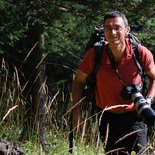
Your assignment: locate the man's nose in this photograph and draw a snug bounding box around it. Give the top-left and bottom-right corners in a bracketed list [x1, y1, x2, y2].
[111, 29, 117, 34]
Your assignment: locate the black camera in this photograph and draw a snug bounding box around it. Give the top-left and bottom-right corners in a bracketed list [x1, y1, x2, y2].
[121, 84, 155, 127]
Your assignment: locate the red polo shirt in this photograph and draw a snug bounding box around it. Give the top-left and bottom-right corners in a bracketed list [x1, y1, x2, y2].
[79, 39, 154, 112]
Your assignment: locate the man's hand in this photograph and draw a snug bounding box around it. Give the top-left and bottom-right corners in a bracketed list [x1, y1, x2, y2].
[145, 96, 154, 106]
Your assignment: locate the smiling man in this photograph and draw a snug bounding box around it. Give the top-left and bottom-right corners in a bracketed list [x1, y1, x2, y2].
[71, 11, 155, 154]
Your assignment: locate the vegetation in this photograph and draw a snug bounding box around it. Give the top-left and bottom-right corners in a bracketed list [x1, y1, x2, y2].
[0, 0, 155, 154]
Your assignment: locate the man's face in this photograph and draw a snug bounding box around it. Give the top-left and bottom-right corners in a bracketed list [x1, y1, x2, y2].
[104, 16, 130, 45]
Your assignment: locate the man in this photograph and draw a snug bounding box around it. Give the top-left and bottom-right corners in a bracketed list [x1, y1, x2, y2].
[71, 11, 155, 154]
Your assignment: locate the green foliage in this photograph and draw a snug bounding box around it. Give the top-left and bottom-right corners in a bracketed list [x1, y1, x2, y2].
[0, 0, 27, 48]
[0, 0, 62, 51]
[1, 0, 155, 84]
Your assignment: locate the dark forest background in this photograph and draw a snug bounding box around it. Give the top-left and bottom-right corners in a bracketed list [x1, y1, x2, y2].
[0, 0, 155, 152]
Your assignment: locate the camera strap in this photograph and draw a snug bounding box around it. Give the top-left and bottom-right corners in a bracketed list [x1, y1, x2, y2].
[107, 47, 125, 86]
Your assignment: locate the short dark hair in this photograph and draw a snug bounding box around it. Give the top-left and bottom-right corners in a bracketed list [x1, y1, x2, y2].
[103, 11, 129, 27]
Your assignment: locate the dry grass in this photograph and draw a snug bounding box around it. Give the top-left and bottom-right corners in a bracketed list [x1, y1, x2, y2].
[0, 58, 155, 155]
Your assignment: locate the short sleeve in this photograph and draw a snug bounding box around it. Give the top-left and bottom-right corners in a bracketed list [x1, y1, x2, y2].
[79, 48, 95, 75]
[138, 45, 155, 72]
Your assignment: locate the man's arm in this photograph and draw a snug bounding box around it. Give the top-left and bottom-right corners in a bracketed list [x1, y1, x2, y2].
[145, 66, 155, 105]
[71, 70, 88, 134]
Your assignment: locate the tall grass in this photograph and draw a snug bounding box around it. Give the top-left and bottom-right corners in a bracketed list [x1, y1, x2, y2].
[0, 57, 105, 154]
[0, 59, 26, 140]
[0, 58, 155, 155]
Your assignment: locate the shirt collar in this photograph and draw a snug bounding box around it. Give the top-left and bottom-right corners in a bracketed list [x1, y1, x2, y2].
[104, 39, 132, 65]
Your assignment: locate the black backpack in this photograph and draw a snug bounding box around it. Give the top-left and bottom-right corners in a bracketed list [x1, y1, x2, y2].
[82, 25, 147, 113]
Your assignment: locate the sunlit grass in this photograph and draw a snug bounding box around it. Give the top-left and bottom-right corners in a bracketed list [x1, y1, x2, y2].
[21, 129, 105, 155]
[0, 58, 155, 155]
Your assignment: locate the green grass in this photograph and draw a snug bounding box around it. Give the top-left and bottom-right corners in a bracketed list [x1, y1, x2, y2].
[21, 130, 105, 155]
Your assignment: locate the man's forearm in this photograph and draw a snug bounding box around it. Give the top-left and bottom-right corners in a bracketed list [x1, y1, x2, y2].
[146, 79, 155, 98]
[145, 79, 155, 105]
[71, 78, 83, 106]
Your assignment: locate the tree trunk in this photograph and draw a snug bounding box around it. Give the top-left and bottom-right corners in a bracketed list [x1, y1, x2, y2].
[21, 23, 47, 145]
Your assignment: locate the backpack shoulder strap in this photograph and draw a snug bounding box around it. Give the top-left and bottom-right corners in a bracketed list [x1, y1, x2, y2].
[132, 43, 143, 76]
[86, 45, 104, 91]
[128, 34, 147, 95]
[92, 45, 104, 76]
[128, 33, 143, 75]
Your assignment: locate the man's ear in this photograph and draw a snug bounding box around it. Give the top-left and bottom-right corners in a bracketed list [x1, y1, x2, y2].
[126, 26, 130, 35]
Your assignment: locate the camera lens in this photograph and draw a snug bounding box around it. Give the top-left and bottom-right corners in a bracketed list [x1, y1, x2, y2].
[132, 92, 155, 126]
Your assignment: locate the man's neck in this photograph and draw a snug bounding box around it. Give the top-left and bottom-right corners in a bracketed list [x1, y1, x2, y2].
[109, 41, 126, 63]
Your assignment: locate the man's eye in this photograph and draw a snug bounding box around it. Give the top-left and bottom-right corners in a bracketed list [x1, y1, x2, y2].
[105, 26, 124, 32]
[115, 27, 121, 31]
[105, 27, 112, 31]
